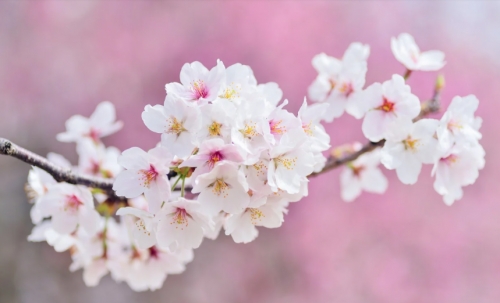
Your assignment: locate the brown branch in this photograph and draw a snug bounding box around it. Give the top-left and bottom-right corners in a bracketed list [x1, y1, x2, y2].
[310, 75, 443, 178]
[0, 138, 126, 202]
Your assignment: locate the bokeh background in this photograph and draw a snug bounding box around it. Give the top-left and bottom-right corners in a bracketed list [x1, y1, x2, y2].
[1, 1, 499, 302]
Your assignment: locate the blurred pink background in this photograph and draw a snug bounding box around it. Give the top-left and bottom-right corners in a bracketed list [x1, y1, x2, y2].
[1, 1, 499, 302]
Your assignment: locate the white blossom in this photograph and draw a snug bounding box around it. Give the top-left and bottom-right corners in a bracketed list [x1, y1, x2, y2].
[391, 33, 445, 71]
[437, 95, 482, 150]
[346, 74, 421, 142]
[191, 163, 250, 216]
[156, 197, 213, 251]
[166, 60, 225, 105]
[39, 183, 100, 235]
[57, 101, 123, 144]
[308, 43, 370, 122]
[340, 146, 388, 202]
[113, 146, 172, 213]
[381, 119, 439, 184]
[224, 197, 286, 244]
[432, 142, 485, 205]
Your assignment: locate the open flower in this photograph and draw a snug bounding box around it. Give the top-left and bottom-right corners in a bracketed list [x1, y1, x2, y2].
[116, 207, 158, 249]
[57, 101, 123, 144]
[180, 138, 243, 178]
[308, 43, 370, 122]
[224, 197, 286, 244]
[267, 129, 314, 194]
[191, 163, 250, 216]
[436, 95, 482, 150]
[391, 33, 445, 71]
[142, 96, 201, 158]
[39, 183, 100, 235]
[432, 142, 485, 205]
[340, 146, 388, 202]
[156, 198, 213, 251]
[113, 146, 172, 213]
[77, 140, 121, 178]
[165, 60, 225, 105]
[347, 74, 421, 142]
[381, 119, 439, 184]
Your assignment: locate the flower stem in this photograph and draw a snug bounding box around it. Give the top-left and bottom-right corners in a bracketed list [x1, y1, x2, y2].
[171, 175, 182, 191]
[403, 69, 412, 80]
[181, 177, 186, 197]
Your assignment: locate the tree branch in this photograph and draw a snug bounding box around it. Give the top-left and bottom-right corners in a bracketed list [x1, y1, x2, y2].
[0, 138, 126, 202]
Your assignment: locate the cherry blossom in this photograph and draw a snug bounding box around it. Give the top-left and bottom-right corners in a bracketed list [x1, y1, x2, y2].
[180, 138, 244, 178]
[156, 197, 213, 251]
[217, 63, 257, 105]
[263, 100, 304, 145]
[381, 119, 439, 184]
[165, 60, 225, 104]
[297, 99, 331, 172]
[339, 145, 388, 202]
[267, 129, 314, 194]
[142, 95, 201, 158]
[346, 74, 421, 142]
[16, 45, 486, 292]
[191, 163, 250, 216]
[432, 142, 485, 205]
[308, 42, 370, 122]
[197, 102, 233, 143]
[391, 33, 445, 71]
[77, 139, 121, 178]
[116, 207, 158, 249]
[224, 197, 286, 243]
[113, 146, 172, 213]
[38, 183, 100, 235]
[436, 95, 482, 150]
[57, 101, 123, 144]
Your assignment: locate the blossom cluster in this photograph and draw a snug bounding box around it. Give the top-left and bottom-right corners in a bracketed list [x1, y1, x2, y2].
[27, 103, 196, 291]
[24, 33, 484, 291]
[115, 60, 331, 248]
[308, 33, 484, 204]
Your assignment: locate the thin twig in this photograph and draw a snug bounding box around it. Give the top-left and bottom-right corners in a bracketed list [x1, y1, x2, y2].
[0, 138, 125, 202]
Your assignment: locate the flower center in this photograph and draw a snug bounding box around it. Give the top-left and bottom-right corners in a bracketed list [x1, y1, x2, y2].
[338, 82, 354, 97]
[348, 163, 365, 177]
[249, 208, 265, 225]
[87, 128, 101, 143]
[447, 119, 463, 132]
[403, 136, 420, 151]
[240, 122, 257, 139]
[219, 86, 239, 100]
[441, 154, 459, 165]
[378, 98, 395, 113]
[191, 80, 209, 100]
[167, 117, 186, 136]
[211, 179, 230, 197]
[139, 165, 159, 188]
[252, 161, 267, 177]
[149, 246, 159, 259]
[208, 121, 223, 137]
[208, 151, 223, 169]
[302, 122, 314, 136]
[269, 119, 286, 135]
[274, 155, 297, 170]
[64, 194, 83, 213]
[171, 208, 189, 229]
